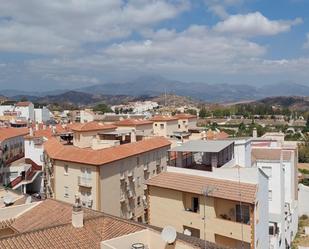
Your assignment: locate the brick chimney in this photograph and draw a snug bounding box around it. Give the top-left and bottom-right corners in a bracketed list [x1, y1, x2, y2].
[72, 195, 83, 228]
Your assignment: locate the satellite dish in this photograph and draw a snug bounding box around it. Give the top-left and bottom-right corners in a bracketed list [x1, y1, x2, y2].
[25, 196, 32, 204]
[3, 195, 13, 206]
[183, 229, 191, 236]
[161, 226, 177, 244]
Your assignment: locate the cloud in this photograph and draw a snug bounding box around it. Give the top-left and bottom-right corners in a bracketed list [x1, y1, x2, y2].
[0, 0, 189, 54]
[214, 12, 302, 36]
[303, 33, 309, 49]
[205, 0, 243, 19]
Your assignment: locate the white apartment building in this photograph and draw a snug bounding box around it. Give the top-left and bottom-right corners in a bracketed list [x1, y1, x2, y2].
[34, 107, 51, 123]
[251, 146, 298, 249]
[0, 101, 35, 122]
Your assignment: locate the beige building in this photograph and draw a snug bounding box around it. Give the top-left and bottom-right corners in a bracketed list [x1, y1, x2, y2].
[146, 168, 269, 249]
[113, 119, 154, 137]
[150, 115, 179, 137]
[44, 136, 171, 222]
[174, 114, 197, 132]
[71, 121, 117, 149]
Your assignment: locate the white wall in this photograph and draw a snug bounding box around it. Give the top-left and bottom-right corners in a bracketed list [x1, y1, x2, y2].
[299, 184, 309, 216]
[34, 107, 51, 123]
[24, 139, 44, 166]
[234, 139, 252, 167]
[255, 169, 269, 249]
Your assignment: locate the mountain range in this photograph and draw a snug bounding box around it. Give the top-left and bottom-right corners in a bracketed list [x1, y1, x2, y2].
[1, 76, 309, 103]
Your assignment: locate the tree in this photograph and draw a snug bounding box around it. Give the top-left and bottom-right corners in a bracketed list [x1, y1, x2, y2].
[199, 107, 209, 118]
[93, 103, 112, 114]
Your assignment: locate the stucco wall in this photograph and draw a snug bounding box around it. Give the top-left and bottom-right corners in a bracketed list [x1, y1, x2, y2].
[54, 161, 99, 209]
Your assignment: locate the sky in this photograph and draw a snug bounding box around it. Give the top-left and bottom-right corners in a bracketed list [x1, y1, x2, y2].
[0, 0, 309, 91]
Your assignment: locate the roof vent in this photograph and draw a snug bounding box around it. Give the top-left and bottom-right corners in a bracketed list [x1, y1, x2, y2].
[131, 243, 145, 249]
[3, 195, 14, 206]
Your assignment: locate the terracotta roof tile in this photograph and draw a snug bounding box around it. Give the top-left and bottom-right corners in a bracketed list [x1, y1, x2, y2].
[150, 115, 178, 122]
[113, 119, 153, 126]
[147, 172, 257, 204]
[71, 121, 116, 132]
[11, 199, 102, 233]
[252, 148, 293, 162]
[0, 199, 227, 249]
[0, 127, 29, 142]
[45, 137, 171, 166]
[15, 101, 32, 107]
[174, 114, 197, 119]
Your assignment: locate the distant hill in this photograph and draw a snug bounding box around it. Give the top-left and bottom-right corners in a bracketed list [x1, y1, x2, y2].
[151, 94, 201, 107]
[77, 75, 260, 102]
[11, 91, 145, 107]
[256, 96, 309, 111]
[2, 76, 309, 103]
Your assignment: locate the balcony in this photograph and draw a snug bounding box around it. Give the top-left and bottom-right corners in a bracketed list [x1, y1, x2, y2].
[127, 190, 134, 198]
[212, 217, 251, 243]
[143, 164, 149, 171]
[78, 176, 92, 188]
[120, 172, 125, 181]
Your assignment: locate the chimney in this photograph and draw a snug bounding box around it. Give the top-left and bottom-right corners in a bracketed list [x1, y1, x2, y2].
[72, 195, 83, 228]
[131, 129, 136, 143]
[252, 128, 257, 138]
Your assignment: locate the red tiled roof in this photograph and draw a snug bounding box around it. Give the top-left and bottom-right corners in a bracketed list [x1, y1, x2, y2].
[71, 121, 116, 132]
[15, 102, 32, 107]
[114, 119, 153, 127]
[174, 114, 197, 119]
[147, 172, 257, 204]
[11, 199, 102, 233]
[0, 199, 226, 249]
[0, 128, 29, 142]
[45, 137, 171, 166]
[150, 116, 178, 122]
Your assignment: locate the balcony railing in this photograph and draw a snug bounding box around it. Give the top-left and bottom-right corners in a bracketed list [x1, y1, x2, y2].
[78, 176, 92, 188]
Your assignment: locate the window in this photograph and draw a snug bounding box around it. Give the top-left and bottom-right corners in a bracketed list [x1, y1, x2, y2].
[268, 190, 272, 201]
[160, 124, 164, 129]
[178, 124, 181, 129]
[64, 186, 69, 198]
[236, 204, 250, 224]
[64, 165, 68, 175]
[137, 196, 141, 206]
[192, 197, 199, 213]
